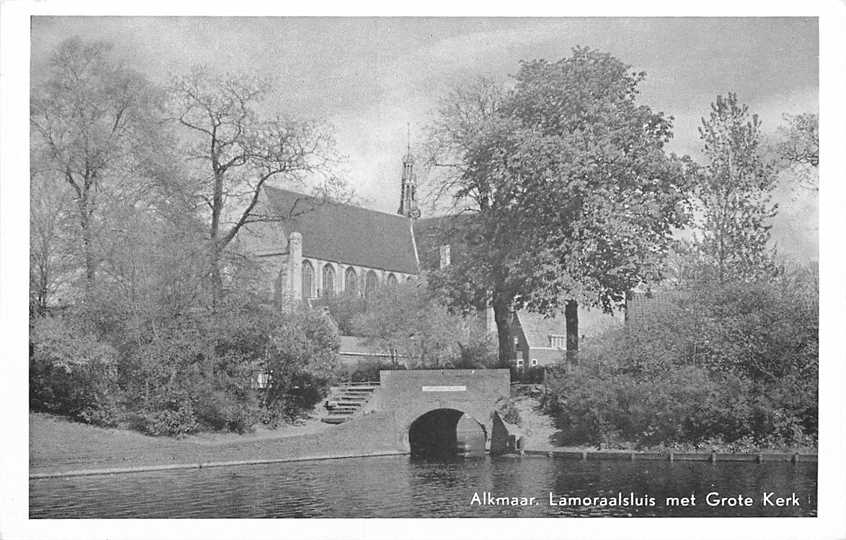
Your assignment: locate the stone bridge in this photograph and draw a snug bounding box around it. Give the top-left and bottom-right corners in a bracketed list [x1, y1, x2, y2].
[357, 369, 512, 457]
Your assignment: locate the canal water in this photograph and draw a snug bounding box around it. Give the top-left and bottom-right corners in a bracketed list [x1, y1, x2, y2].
[30, 455, 816, 518]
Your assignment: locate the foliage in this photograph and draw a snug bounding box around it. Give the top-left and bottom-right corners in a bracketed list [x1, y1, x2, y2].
[351, 281, 497, 369]
[693, 93, 778, 282]
[29, 317, 121, 427]
[313, 293, 367, 335]
[425, 48, 692, 362]
[261, 308, 340, 423]
[544, 266, 818, 448]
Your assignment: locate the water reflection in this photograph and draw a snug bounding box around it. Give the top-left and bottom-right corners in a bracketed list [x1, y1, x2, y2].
[30, 455, 816, 518]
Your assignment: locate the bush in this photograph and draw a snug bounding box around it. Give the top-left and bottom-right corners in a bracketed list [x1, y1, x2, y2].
[30, 317, 121, 427]
[261, 309, 340, 424]
[545, 269, 818, 449]
[120, 306, 339, 435]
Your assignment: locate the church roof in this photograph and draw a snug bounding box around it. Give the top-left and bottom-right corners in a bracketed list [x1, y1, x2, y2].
[263, 186, 420, 275]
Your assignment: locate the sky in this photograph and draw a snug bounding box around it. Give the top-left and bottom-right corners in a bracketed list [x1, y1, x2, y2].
[30, 17, 819, 259]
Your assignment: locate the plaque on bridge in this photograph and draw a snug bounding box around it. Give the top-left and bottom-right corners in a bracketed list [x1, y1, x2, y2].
[421, 385, 467, 392]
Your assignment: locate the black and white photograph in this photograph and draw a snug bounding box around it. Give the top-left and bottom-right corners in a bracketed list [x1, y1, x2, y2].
[1, 3, 845, 539]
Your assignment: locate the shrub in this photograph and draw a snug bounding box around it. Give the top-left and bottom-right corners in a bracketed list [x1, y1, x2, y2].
[30, 317, 121, 427]
[261, 309, 340, 424]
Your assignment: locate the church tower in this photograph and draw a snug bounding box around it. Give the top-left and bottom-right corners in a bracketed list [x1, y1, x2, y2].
[398, 129, 420, 219]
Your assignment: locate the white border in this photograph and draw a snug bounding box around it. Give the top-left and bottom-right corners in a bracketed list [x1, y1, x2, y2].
[2, 2, 844, 539]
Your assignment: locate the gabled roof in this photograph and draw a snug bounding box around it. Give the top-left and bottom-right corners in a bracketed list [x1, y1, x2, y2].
[515, 311, 566, 349]
[263, 186, 419, 275]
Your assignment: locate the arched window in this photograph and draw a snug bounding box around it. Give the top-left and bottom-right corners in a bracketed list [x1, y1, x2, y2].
[344, 267, 357, 295]
[365, 270, 379, 298]
[322, 264, 335, 296]
[387, 273, 398, 287]
[301, 260, 314, 299]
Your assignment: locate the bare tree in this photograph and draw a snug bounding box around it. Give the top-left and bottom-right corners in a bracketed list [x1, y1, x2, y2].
[168, 68, 338, 305]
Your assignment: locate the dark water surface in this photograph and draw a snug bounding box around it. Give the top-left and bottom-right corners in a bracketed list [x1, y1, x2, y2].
[30, 455, 816, 518]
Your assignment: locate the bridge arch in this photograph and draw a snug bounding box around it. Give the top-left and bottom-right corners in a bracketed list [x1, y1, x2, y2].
[407, 408, 487, 458]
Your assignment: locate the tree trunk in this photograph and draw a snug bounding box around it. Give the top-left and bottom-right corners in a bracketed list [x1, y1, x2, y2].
[565, 300, 579, 364]
[209, 245, 224, 310]
[492, 295, 514, 368]
[77, 196, 96, 300]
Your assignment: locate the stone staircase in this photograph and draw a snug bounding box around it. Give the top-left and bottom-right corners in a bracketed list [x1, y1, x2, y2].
[321, 381, 380, 424]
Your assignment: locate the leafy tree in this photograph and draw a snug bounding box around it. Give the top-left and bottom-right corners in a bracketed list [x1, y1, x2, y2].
[425, 48, 690, 363]
[695, 93, 777, 282]
[168, 68, 338, 305]
[30, 38, 161, 299]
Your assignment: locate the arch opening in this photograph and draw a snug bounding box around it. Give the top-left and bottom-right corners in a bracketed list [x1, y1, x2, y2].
[408, 408, 486, 459]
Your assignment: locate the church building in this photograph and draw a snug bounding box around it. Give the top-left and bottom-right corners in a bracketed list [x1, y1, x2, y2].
[245, 147, 619, 367]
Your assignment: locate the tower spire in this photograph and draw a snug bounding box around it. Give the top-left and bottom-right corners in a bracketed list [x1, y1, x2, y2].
[398, 124, 420, 219]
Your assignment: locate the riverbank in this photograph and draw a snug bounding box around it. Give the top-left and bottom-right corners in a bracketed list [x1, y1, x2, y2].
[509, 391, 818, 455]
[29, 412, 402, 476]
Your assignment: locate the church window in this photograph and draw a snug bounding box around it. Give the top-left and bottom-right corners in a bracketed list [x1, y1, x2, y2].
[344, 267, 357, 295]
[322, 264, 335, 296]
[387, 273, 398, 287]
[365, 270, 378, 298]
[302, 260, 314, 299]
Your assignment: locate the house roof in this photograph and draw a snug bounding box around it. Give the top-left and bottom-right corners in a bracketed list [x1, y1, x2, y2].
[515, 311, 566, 349]
[263, 186, 419, 274]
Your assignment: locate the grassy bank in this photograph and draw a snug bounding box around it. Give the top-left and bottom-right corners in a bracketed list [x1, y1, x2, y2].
[29, 413, 340, 475]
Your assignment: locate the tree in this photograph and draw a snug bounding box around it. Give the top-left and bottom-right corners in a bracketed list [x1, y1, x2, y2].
[777, 113, 818, 168]
[351, 282, 496, 369]
[29, 169, 78, 315]
[425, 48, 690, 363]
[30, 38, 160, 299]
[695, 93, 777, 282]
[168, 68, 338, 306]
[776, 112, 818, 193]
